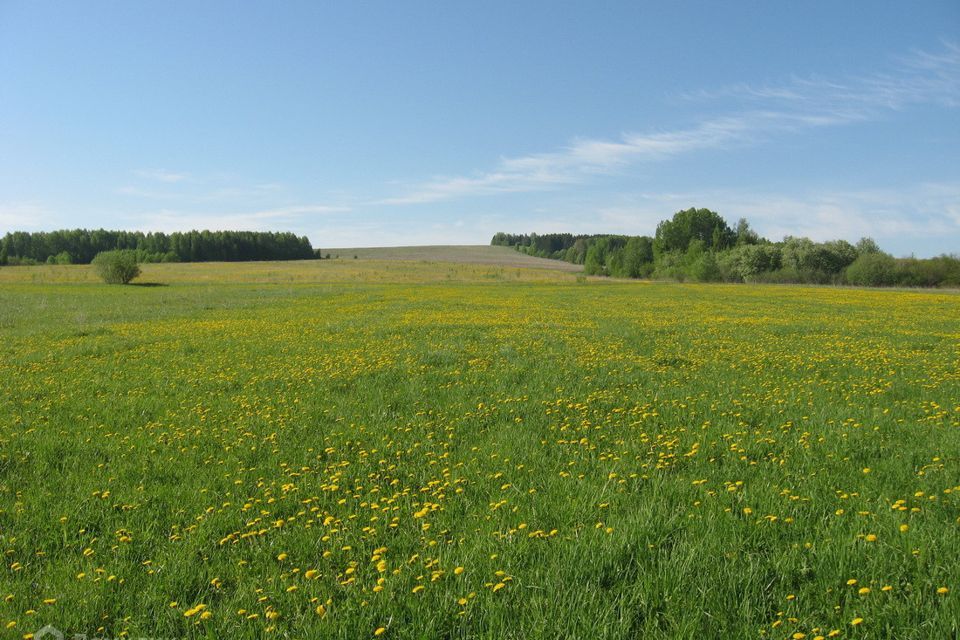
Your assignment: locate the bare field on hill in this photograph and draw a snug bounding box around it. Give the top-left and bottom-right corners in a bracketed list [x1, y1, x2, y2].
[324, 245, 583, 270]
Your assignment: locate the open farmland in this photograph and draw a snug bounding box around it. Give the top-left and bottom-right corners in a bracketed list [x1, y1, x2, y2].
[1, 260, 958, 639]
[322, 245, 583, 270]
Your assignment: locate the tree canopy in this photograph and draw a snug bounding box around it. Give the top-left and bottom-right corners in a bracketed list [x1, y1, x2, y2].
[0, 229, 317, 265]
[492, 207, 959, 288]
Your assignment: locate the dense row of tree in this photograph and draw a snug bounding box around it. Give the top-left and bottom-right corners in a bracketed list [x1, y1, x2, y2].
[493, 208, 960, 287]
[0, 229, 318, 265]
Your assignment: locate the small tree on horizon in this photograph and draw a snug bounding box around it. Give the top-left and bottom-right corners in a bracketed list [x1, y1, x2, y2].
[92, 250, 141, 284]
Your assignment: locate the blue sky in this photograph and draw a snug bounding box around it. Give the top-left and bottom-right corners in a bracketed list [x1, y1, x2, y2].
[1, 2, 958, 255]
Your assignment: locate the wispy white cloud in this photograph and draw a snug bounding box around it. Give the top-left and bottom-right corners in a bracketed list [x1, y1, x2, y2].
[378, 116, 754, 205]
[681, 41, 960, 114]
[133, 168, 191, 183]
[115, 185, 183, 199]
[196, 183, 286, 202]
[382, 43, 960, 206]
[131, 204, 350, 234]
[721, 183, 960, 248]
[0, 202, 62, 233]
[119, 175, 285, 202]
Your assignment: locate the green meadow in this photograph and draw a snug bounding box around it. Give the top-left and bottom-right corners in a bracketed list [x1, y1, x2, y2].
[1, 258, 958, 639]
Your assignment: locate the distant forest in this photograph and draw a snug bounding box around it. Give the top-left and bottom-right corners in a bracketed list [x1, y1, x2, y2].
[0, 229, 318, 265]
[492, 208, 960, 287]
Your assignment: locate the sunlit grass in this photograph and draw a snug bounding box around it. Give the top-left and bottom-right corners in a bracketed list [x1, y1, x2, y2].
[1, 263, 957, 639]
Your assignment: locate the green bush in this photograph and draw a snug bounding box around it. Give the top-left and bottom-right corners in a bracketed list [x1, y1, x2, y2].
[894, 255, 960, 287]
[689, 252, 722, 282]
[846, 252, 896, 287]
[92, 250, 141, 284]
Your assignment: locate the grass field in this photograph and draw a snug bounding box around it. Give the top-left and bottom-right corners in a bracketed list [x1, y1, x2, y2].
[1, 259, 958, 639]
[0, 248, 580, 287]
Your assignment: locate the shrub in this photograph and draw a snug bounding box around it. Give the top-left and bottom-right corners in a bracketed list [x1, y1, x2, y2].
[720, 243, 782, 282]
[846, 252, 896, 287]
[689, 252, 722, 282]
[92, 250, 141, 284]
[894, 255, 960, 287]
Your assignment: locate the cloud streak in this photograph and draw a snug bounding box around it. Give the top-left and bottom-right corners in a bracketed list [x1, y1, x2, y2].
[134, 169, 191, 183]
[130, 204, 350, 234]
[381, 43, 960, 205]
[0, 202, 60, 233]
[377, 116, 755, 205]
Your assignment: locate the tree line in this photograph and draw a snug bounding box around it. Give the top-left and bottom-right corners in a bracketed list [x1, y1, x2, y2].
[0, 229, 319, 265]
[492, 208, 960, 287]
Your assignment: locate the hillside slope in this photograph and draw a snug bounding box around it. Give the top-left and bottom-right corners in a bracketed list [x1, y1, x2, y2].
[324, 244, 583, 271]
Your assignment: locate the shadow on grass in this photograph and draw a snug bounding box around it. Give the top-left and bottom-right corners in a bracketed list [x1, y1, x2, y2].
[130, 282, 169, 287]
